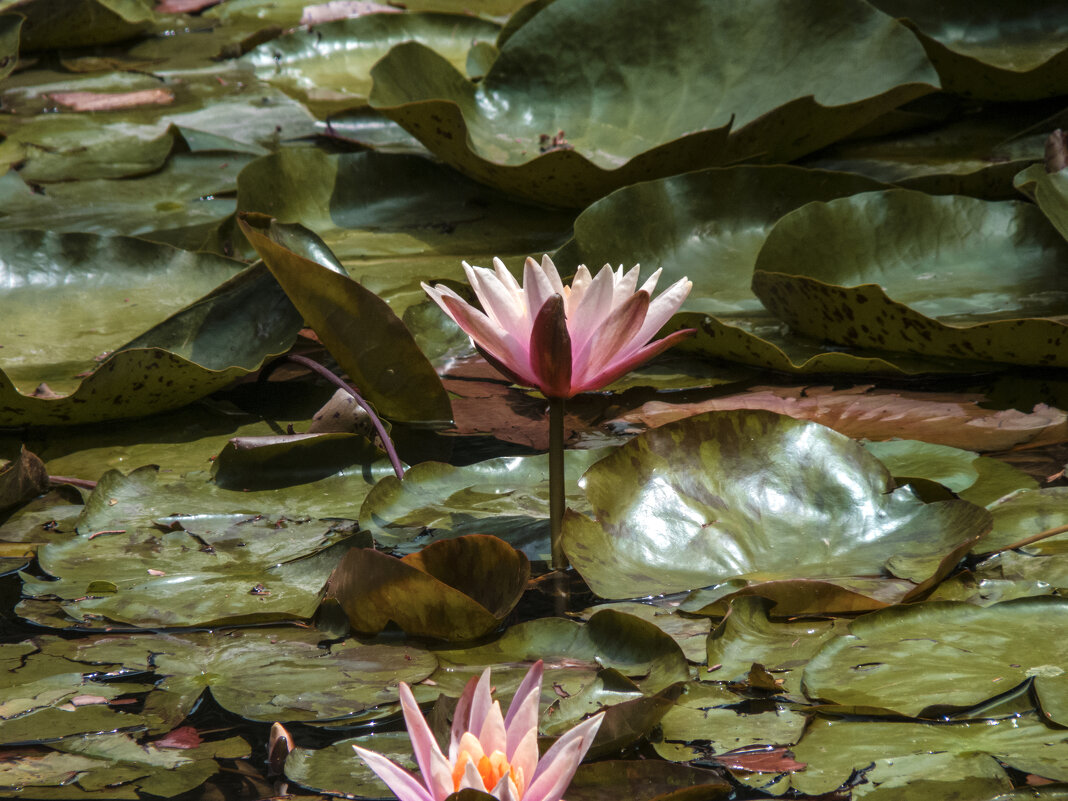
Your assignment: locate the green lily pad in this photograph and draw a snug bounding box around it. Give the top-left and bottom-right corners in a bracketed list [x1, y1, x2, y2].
[790, 715, 1068, 797]
[800, 100, 1052, 199]
[567, 759, 730, 801]
[431, 611, 690, 706]
[0, 646, 158, 745]
[664, 311, 999, 375]
[359, 448, 610, 561]
[863, 439, 980, 492]
[242, 13, 499, 117]
[329, 534, 529, 640]
[40, 627, 437, 724]
[0, 235, 304, 426]
[2, 0, 155, 51]
[751, 189, 1068, 368]
[17, 463, 390, 628]
[369, 0, 936, 206]
[553, 165, 889, 317]
[802, 597, 1068, 725]
[562, 410, 989, 600]
[0, 152, 252, 250]
[240, 215, 453, 426]
[577, 601, 711, 663]
[211, 432, 381, 491]
[285, 732, 413, 799]
[980, 488, 1068, 554]
[655, 682, 807, 762]
[0, 116, 177, 183]
[705, 597, 849, 696]
[0, 732, 249, 799]
[868, 0, 1068, 100]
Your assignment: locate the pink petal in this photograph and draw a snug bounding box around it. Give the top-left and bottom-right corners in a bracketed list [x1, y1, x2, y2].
[450, 674, 479, 760]
[568, 264, 618, 355]
[464, 262, 528, 342]
[562, 265, 593, 317]
[572, 329, 695, 394]
[493, 257, 522, 294]
[529, 294, 573, 399]
[490, 771, 521, 801]
[353, 745, 434, 801]
[440, 295, 538, 387]
[399, 683, 453, 801]
[637, 267, 662, 296]
[509, 726, 540, 795]
[523, 713, 604, 801]
[571, 290, 650, 387]
[623, 277, 693, 357]
[539, 255, 566, 297]
[504, 661, 543, 751]
[523, 257, 558, 325]
[478, 699, 507, 756]
[467, 668, 495, 745]
[612, 265, 641, 306]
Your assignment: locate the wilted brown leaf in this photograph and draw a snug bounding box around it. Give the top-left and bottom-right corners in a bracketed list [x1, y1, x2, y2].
[0, 445, 49, 511]
[611, 386, 1068, 453]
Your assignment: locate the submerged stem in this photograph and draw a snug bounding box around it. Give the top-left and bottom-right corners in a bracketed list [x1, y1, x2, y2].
[283, 354, 405, 481]
[548, 396, 569, 614]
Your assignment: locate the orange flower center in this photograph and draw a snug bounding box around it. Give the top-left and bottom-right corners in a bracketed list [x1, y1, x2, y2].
[452, 747, 524, 795]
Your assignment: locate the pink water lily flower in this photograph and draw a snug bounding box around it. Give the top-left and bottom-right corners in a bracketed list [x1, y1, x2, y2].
[354, 661, 603, 801]
[422, 256, 694, 398]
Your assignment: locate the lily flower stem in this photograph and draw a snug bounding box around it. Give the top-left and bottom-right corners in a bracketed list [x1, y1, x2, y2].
[549, 396, 569, 615]
[285, 354, 405, 481]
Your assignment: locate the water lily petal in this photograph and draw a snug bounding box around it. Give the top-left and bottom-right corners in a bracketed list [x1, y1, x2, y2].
[529, 294, 573, 399]
[624, 276, 693, 355]
[523, 256, 558, 325]
[465, 261, 528, 341]
[479, 699, 508, 757]
[612, 264, 641, 306]
[575, 328, 696, 393]
[572, 290, 650, 385]
[467, 667, 496, 742]
[439, 295, 537, 386]
[523, 713, 604, 801]
[449, 674, 479, 761]
[504, 660, 542, 753]
[568, 264, 617, 354]
[637, 267, 662, 296]
[563, 264, 593, 317]
[540, 254, 567, 297]
[400, 683, 453, 801]
[493, 256, 522, 294]
[353, 745, 434, 801]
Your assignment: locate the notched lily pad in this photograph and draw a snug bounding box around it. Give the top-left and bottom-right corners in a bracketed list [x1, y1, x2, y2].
[328, 534, 529, 641]
[802, 597, 1068, 725]
[869, 0, 1068, 100]
[752, 189, 1068, 368]
[369, 0, 936, 206]
[562, 410, 989, 603]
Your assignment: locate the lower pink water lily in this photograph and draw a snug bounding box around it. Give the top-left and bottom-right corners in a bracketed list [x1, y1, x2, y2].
[354, 661, 603, 801]
[422, 256, 694, 398]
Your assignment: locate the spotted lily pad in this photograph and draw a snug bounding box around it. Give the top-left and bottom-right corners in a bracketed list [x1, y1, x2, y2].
[38, 627, 437, 725]
[802, 597, 1068, 725]
[369, 0, 936, 206]
[17, 463, 391, 628]
[790, 715, 1068, 797]
[751, 189, 1068, 368]
[562, 410, 989, 602]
